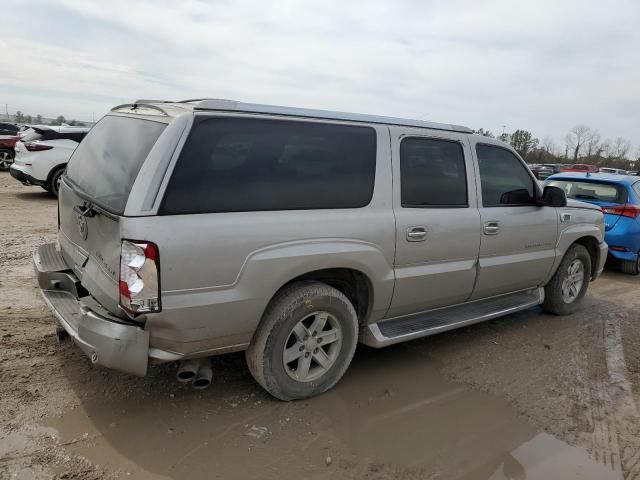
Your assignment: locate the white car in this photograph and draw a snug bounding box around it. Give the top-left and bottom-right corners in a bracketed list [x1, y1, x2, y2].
[9, 126, 90, 197]
[599, 167, 628, 175]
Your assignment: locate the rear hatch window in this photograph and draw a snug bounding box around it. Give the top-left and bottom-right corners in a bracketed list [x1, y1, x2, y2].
[547, 180, 626, 204]
[547, 179, 628, 230]
[65, 116, 166, 214]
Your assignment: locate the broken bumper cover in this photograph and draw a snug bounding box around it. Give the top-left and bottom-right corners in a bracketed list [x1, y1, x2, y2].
[34, 242, 149, 376]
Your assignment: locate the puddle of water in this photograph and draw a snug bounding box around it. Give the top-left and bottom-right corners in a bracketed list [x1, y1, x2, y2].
[46, 344, 621, 480]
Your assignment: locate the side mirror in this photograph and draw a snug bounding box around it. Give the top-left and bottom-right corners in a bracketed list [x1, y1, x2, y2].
[542, 185, 567, 207]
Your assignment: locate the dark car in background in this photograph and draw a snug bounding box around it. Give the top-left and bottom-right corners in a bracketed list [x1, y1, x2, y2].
[0, 122, 19, 136]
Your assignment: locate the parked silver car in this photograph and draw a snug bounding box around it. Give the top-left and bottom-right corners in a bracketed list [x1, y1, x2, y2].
[34, 99, 607, 400]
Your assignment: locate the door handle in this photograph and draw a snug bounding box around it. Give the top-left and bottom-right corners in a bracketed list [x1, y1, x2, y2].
[483, 221, 500, 235]
[406, 226, 427, 242]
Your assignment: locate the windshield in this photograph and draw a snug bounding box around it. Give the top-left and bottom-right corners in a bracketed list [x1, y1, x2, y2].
[65, 116, 166, 214]
[547, 180, 627, 204]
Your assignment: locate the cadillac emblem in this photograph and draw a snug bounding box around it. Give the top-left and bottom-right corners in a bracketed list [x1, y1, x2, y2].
[78, 214, 88, 240]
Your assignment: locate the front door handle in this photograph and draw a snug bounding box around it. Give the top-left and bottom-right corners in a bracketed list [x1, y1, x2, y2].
[406, 226, 427, 242]
[483, 221, 500, 235]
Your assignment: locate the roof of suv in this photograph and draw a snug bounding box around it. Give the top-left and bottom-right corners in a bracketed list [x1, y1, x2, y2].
[111, 98, 473, 134]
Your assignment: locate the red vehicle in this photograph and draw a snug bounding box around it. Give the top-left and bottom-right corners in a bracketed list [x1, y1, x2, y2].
[0, 134, 20, 170]
[560, 163, 599, 173]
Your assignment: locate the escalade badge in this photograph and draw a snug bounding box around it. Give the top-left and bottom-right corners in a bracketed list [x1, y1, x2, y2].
[78, 215, 88, 240]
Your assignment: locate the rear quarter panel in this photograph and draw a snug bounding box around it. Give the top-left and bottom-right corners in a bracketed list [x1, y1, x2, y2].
[121, 121, 396, 356]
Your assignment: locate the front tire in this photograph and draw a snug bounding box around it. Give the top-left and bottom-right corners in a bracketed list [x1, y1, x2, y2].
[542, 244, 591, 315]
[246, 282, 358, 401]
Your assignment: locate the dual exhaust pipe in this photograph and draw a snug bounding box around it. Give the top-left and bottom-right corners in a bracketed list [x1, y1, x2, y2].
[176, 358, 213, 390]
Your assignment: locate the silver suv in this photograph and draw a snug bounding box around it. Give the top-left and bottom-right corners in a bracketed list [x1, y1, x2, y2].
[34, 99, 607, 400]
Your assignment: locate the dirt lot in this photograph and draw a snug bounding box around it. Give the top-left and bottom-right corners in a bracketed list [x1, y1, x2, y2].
[1, 170, 640, 480]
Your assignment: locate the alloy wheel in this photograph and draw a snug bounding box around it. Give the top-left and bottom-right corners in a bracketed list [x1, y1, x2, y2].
[561, 259, 584, 303]
[282, 311, 343, 382]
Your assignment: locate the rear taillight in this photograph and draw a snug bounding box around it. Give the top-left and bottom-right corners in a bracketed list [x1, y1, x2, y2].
[24, 142, 53, 152]
[119, 240, 161, 314]
[602, 204, 640, 219]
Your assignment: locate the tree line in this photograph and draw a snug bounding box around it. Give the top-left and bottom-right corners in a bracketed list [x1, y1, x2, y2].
[12, 110, 87, 127]
[474, 126, 637, 169]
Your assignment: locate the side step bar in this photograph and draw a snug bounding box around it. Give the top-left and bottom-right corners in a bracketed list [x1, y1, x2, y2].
[361, 288, 544, 348]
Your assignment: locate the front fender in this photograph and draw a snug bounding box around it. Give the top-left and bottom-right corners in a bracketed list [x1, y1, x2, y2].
[544, 210, 605, 284]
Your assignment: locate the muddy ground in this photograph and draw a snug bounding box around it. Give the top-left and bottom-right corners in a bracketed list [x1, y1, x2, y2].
[1, 170, 640, 480]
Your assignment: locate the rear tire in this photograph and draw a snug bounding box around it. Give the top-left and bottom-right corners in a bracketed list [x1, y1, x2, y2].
[48, 168, 65, 198]
[621, 252, 640, 275]
[542, 244, 591, 315]
[246, 281, 358, 401]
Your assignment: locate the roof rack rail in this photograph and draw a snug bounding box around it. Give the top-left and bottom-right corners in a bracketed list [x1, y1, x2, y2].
[193, 99, 472, 134]
[177, 98, 222, 103]
[111, 103, 169, 116]
[134, 99, 173, 104]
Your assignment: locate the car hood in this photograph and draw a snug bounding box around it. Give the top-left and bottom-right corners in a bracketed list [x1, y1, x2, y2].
[566, 198, 602, 211]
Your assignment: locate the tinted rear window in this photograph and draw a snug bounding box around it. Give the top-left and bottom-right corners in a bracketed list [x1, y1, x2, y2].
[160, 117, 377, 214]
[547, 180, 627, 203]
[66, 116, 166, 213]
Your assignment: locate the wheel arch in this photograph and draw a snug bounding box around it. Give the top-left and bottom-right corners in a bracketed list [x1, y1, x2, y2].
[572, 236, 601, 278]
[266, 268, 374, 326]
[46, 162, 67, 187]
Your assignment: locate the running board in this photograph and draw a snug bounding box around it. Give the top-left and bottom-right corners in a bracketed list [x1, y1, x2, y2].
[361, 288, 544, 348]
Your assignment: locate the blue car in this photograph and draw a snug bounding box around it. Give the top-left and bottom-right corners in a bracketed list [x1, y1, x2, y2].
[545, 172, 640, 274]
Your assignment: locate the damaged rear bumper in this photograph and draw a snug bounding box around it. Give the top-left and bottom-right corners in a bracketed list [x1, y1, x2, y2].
[34, 242, 149, 376]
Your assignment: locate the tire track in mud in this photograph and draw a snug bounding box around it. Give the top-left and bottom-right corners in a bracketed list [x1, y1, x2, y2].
[576, 311, 640, 480]
[604, 315, 640, 480]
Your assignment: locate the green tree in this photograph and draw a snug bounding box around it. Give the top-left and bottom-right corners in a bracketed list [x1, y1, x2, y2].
[15, 110, 24, 123]
[51, 115, 65, 126]
[24, 115, 32, 124]
[509, 129, 539, 160]
[35, 114, 42, 124]
[474, 128, 494, 138]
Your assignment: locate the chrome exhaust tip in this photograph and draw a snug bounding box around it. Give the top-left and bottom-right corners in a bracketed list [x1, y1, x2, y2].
[192, 359, 213, 390]
[176, 359, 201, 384]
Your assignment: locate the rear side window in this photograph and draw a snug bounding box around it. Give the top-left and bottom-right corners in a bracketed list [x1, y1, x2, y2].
[66, 116, 166, 214]
[547, 180, 627, 203]
[160, 117, 377, 214]
[400, 137, 467, 207]
[477, 144, 536, 206]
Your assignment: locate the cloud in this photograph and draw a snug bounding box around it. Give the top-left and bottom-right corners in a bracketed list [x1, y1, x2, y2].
[1, 0, 639, 149]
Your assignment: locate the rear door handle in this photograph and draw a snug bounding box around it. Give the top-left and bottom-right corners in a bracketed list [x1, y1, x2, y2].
[406, 226, 427, 242]
[483, 221, 500, 235]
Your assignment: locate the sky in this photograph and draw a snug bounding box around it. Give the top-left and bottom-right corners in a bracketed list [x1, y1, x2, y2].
[1, 0, 639, 152]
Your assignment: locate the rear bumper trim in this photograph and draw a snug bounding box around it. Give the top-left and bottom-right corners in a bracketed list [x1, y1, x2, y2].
[34, 243, 150, 376]
[10, 165, 45, 187]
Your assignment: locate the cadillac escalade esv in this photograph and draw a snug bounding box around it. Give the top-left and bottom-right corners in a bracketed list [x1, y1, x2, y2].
[34, 99, 607, 400]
